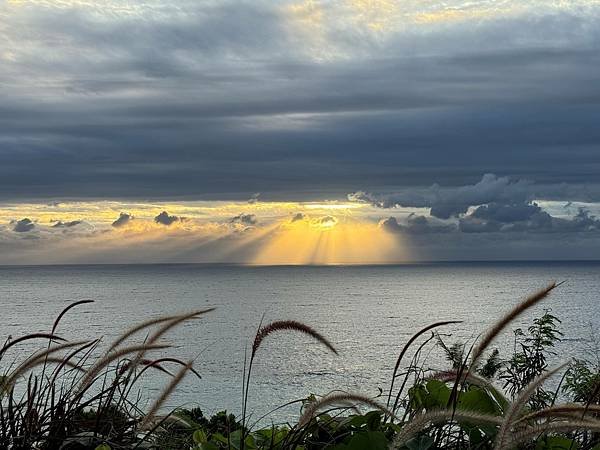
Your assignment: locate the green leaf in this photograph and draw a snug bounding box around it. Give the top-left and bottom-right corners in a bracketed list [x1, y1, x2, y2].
[347, 414, 368, 428]
[229, 429, 243, 449]
[244, 434, 257, 450]
[535, 436, 580, 449]
[343, 431, 388, 450]
[424, 379, 451, 408]
[193, 429, 208, 444]
[458, 387, 501, 416]
[364, 411, 382, 431]
[199, 443, 219, 450]
[210, 432, 228, 444]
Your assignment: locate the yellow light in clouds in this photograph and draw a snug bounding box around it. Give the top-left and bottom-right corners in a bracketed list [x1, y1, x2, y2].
[251, 216, 408, 265]
[0, 200, 412, 265]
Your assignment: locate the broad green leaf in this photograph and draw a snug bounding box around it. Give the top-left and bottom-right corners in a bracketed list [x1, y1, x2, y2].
[365, 411, 382, 431]
[193, 429, 208, 444]
[347, 414, 368, 427]
[424, 379, 451, 408]
[199, 443, 219, 450]
[210, 432, 228, 444]
[458, 387, 501, 415]
[535, 436, 580, 449]
[343, 431, 388, 450]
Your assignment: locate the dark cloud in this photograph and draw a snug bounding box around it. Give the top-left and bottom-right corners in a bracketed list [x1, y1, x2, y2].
[248, 193, 261, 204]
[230, 213, 257, 225]
[350, 174, 536, 218]
[470, 202, 542, 223]
[559, 208, 600, 232]
[459, 202, 548, 233]
[458, 216, 503, 233]
[291, 212, 306, 222]
[112, 212, 133, 228]
[376, 199, 600, 235]
[379, 215, 456, 234]
[459, 204, 600, 233]
[12, 218, 35, 233]
[154, 211, 179, 226]
[52, 220, 83, 228]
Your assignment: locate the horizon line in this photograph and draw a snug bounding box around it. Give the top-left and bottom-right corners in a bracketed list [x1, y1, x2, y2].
[1, 259, 599, 269]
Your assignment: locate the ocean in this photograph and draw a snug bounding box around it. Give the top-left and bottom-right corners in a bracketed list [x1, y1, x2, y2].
[1, 262, 599, 423]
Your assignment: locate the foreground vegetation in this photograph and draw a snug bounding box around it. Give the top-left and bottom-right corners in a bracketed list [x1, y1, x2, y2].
[2, 282, 600, 449]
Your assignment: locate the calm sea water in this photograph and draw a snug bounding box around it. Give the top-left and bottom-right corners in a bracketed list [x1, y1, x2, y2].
[1, 262, 599, 423]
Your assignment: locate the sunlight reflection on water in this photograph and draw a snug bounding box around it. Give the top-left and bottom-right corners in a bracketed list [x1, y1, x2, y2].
[1, 262, 598, 423]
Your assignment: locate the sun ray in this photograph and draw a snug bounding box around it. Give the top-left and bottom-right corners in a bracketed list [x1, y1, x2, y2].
[251, 215, 408, 265]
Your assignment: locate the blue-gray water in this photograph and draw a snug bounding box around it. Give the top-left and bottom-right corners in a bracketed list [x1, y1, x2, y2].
[1, 262, 599, 423]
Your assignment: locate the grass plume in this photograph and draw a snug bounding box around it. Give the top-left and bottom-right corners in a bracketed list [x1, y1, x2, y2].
[107, 308, 214, 354]
[139, 360, 193, 431]
[77, 344, 171, 393]
[0, 333, 65, 358]
[500, 420, 600, 450]
[252, 320, 337, 356]
[470, 282, 559, 368]
[5, 340, 89, 388]
[51, 299, 95, 334]
[495, 363, 569, 449]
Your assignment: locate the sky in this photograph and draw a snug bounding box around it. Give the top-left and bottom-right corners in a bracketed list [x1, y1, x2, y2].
[1, 0, 600, 264]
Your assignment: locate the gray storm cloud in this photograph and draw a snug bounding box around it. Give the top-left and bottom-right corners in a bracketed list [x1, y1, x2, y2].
[459, 205, 600, 233]
[369, 174, 600, 236]
[351, 174, 538, 219]
[0, 2, 599, 200]
[379, 215, 456, 234]
[378, 202, 600, 235]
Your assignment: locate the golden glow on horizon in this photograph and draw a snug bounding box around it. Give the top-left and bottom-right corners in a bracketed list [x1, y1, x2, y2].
[251, 216, 407, 265]
[0, 199, 414, 265]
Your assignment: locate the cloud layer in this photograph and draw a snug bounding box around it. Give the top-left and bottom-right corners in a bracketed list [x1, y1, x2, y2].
[0, 194, 598, 264]
[1, 1, 600, 201]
